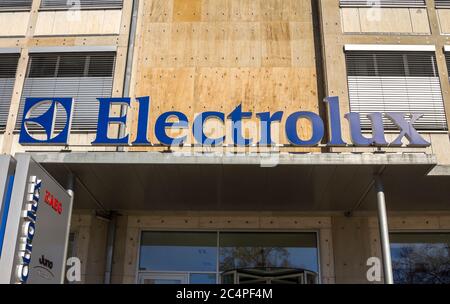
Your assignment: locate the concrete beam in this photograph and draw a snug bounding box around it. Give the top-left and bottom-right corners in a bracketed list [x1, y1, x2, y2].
[29, 152, 438, 166]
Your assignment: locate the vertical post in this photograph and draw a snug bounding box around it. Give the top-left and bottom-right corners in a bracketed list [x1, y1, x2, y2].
[374, 175, 394, 284]
[104, 212, 117, 284]
[61, 173, 75, 284]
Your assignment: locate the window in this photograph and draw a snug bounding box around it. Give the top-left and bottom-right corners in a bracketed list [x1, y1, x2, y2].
[435, 0, 450, 8]
[0, 0, 32, 11]
[16, 52, 115, 132]
[345, 50, 447, 131]
[0, 53, 19, 131]
[40, 0, 123, 10]
[138, 232, 319, 284]
[340, 0, 426, 7]
[446, 49, 450, 81]
[391, 233, 450, 284]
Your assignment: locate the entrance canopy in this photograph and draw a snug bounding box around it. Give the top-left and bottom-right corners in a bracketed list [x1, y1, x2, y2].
[30, 152, 450, 212]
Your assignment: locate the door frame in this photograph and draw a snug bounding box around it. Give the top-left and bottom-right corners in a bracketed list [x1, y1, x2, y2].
[138, 272, 189, 284]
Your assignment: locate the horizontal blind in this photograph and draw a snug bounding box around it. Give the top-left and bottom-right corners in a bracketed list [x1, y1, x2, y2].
[435, 0, 450, 8]
[40, 0, 123, 9]
[446, 52, 450, 81]
[340, 0, 426, 7]
[0, 0, 32, 10]
[0, 54, 19, 131]
[346, 51, 447, 131]
[16, 52, 115, 132]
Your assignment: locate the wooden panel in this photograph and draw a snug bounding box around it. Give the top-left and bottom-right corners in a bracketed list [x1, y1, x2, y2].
[173, 0, 202, 22]
[146, 0, 174, 22]
[0, 12, 30, 36]
[261, 22, 291, 67]
[129, 0, 319, 150]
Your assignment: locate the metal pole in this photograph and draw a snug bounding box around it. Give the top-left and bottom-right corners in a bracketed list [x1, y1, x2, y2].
[61, 173, 75, 283]
[103, 212, 117, 284]
[374, 175, 394, 284]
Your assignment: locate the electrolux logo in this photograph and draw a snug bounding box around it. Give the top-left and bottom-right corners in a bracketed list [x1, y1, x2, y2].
[18, 96, 431, 147]
[16, 176, 41, 284]
[19, 97, 73, 145]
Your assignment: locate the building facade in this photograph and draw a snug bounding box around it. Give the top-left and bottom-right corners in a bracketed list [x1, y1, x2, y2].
[0, 0, 450, 284]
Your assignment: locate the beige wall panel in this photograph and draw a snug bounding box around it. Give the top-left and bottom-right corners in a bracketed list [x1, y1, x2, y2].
[340, 8, 361, 33]
[69, 214, 92, 284]
[437, 9, 450, 34]
[111, 216, 129, 284]
[35, 10, 122, 36]
[429, 133, 450, 165]
[359, 8, 412, 33]
[122, 226, 140, 279]
[319, 228, 335, 284]
[409, 8, 430, 34]
[102, 10, 123, 34]
[0, 12, 30, 36]
[332, 216, 372, 284]
[34, 11, 56, 35]
[85, 216, 108, 283]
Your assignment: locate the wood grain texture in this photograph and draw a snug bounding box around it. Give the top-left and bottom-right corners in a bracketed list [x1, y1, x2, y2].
[129, 0, 320, 150]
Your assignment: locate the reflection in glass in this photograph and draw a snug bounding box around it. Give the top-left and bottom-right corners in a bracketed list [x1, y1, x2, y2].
[219, 233, 318, 273]
[189, 273, 217, 284]
[391, 233, 450, 284]
[139, 232, 217, 272]
[138, 231, 319, 284]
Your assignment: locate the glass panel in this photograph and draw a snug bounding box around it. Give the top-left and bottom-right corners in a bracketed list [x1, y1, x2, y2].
[143, 279, 182, 284]
[391, 233, 450, 284]
[139, 232, 217, 272]
[219, 233, 318, 273]
[189, 273, 216, 284]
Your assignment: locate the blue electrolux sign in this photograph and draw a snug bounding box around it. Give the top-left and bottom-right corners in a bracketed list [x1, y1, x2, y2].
[18, 96, 430, 147]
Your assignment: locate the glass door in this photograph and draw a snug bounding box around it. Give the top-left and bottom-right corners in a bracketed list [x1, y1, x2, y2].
[139, 273, 188, 284]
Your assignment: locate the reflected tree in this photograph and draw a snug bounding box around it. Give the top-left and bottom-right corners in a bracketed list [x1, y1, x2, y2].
[220, 247, 291, 271]
[393, 244, 450, 284]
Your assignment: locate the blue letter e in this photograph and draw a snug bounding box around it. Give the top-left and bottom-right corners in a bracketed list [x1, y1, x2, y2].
[92, 97, 130, 145]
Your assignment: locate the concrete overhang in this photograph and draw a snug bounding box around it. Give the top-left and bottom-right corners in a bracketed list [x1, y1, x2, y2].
[29, 152, 450, 213]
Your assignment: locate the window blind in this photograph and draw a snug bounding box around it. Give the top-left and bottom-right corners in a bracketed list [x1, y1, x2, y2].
[16, 52, 115, 132]
[345, 51, 447, 131]
[0, 54, 19, 131]
[0, 0, 32, 11]
[340, 0, 426, 7]
[435, 0, 450, 8]
[40, 0, 123, 10]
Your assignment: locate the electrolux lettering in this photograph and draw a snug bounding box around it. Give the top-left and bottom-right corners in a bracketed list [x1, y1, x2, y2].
[16, 176, 41, 284]
[18, 96, 431, 147]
